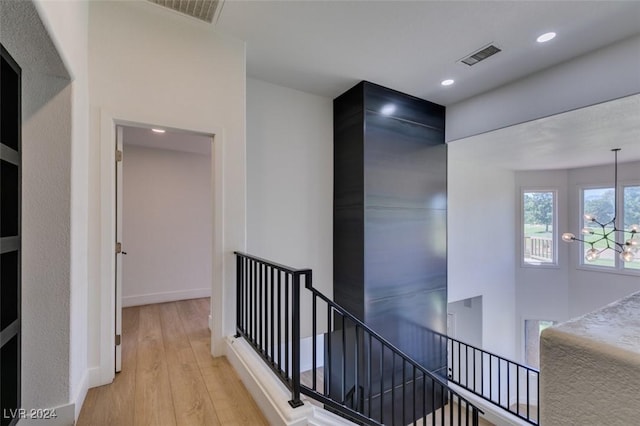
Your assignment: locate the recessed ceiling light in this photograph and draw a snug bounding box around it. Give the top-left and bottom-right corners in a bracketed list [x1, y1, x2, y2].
[537, 32, 556, 43]
[151, 128, 166, 133]
[441, 79, 455, 86]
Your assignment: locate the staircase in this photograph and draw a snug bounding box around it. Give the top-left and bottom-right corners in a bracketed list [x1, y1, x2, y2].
[234, 252, 539, 425]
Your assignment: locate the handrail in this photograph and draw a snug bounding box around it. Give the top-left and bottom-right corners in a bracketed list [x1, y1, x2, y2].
[234, 251, 310, 407]
[302, 285, 483, 425]
[399, 317, 540, 424]
[306, 286, 466, 396]
[234, 252, 484, 425]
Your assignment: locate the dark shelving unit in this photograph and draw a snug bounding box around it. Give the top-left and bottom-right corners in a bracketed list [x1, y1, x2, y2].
[1, 43, 22, 426]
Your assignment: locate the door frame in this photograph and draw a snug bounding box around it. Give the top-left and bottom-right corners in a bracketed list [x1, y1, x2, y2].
[94, 109, 225, 385]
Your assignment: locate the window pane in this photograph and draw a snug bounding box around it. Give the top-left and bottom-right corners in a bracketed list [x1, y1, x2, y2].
[623, 185, 640, 270]
[523, 191, 554, 265]
[582, 187, 615, 267]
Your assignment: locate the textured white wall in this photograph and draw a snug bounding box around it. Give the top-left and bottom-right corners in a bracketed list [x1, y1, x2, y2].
[540, 292, 640, 424]
[122, 144, 212, 306]
[446, 34, 640, 142]
[447, 149, 517, 358]
[88, 0, 245, 380]
[21, 83, 73, 416]
[246, 78, 333, 337]
[1, 0, 89, 420]
[33, 0, 90, 417]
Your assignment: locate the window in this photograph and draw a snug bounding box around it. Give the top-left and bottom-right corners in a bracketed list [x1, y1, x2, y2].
[623, 185, 640, 270]
[522, 190, 556, 265]
[580, 184, 640, 271]
[524, 320, 556, 369]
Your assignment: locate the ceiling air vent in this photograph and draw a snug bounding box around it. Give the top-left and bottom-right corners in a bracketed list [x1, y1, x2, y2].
[460, 44, 501, 66]
[148, 0, 223, 24]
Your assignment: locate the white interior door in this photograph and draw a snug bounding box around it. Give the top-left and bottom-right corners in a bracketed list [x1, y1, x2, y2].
[115, 125, 124, 372]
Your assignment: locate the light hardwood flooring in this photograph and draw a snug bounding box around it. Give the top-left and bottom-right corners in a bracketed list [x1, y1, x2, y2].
[77, 298, 268, 426]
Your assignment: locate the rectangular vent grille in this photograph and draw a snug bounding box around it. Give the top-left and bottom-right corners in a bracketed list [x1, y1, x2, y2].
[460, 44, 501, 66]
[148, 0, 221, 23]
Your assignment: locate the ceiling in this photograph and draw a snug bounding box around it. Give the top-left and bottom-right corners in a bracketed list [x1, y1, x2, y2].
[216, 1, 640, 105]
[213, 1, 640, 170]
[132, 2, 640, 169]
[122, 126, 212, 155]
[451, 94, 640, 171]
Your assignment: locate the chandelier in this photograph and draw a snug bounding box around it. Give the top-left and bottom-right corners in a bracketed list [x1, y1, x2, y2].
[562, 148, 639, 262]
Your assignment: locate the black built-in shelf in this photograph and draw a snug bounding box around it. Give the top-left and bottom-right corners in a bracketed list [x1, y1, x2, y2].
[1, 43, 22, 426]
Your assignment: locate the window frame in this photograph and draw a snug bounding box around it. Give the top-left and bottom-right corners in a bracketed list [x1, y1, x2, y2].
[520, 188, 559, 268]
[577, 181, 640, 276]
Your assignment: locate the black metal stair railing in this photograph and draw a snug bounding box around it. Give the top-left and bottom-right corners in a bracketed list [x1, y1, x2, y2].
[399, 316, 540, 425]
[234, 251, 310, 408]
[234, 252, 483, 425]
[302, 285, 483, 426]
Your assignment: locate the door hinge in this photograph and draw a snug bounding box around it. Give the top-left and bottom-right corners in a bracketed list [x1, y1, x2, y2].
[116, 150, 123, 162]
[115, 334, 121, 346]
[116, 242, 122, 254]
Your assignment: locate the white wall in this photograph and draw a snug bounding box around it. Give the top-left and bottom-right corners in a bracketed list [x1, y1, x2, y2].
[446, 34, 640, 142]
[567, 160, 640, 318]
[122, 144, 212, 306]
[88, 0, 246, 383]
[514, 170, 570, 361]
[2, 0, 89, 422]
[448, 149, 517, 358]
[246, 78, 333, 337]
[448, 296, 483, 348]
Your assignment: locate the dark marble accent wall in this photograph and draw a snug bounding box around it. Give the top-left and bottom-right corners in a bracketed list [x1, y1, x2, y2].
[332, 81, 447, 421]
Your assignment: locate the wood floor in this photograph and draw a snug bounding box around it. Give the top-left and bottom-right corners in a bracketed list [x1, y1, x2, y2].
[77, 298, 268, 426]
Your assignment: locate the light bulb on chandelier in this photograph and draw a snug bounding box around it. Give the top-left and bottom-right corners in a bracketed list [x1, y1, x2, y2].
[561, 149, 639, 263]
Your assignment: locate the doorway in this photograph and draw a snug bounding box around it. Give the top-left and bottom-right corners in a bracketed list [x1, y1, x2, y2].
[115, 124, 213, 371]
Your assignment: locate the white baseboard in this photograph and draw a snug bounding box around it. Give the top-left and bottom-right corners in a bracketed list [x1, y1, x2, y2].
[15, 402, 75, 426]
[72, 369, 90, 421]
[122, 288, 211, 307]
[88, 366, 108, 388]
[448, 382, 531, 426]
[225, 336, 355, 426]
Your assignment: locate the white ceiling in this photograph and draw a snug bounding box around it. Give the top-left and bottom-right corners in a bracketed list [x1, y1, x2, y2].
[213, 1, 640, 171]
[122, 125, 212, 155]
[216, 1, 640, 105]
[450, 94, 640, 170]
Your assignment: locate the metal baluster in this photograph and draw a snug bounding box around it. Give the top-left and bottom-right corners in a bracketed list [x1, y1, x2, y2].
[368, 333, 372, 418]
[289, 272, 302, 407]
[380, 342, 384, 424]
[412, 364, 416, 426]
[402, 360, 406, 426]
[258, 263, 263, 349]
[391, 353, 395, 425]
[285, 273, 289, 379]
[270, 267, 275, 363]
[326, 304, 332, 397]
[277, 270, 282, 371]
[341, 316, 346, 405]
[312, 287, 317, 391]
[517, 365, 520, 416]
